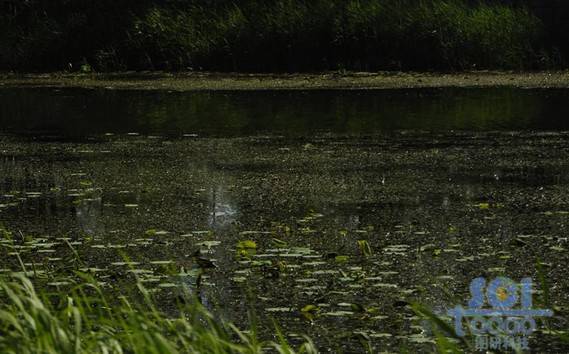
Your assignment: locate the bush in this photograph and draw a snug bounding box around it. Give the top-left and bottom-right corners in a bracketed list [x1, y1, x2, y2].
[0, 0, 553, 72]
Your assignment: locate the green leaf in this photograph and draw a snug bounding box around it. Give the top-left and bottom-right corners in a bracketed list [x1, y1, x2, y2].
[237, 240, 257, 249]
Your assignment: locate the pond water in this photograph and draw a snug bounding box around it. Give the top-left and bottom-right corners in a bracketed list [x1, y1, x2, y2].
[0, 88, 569, 352]
[2, 87, 569, 137]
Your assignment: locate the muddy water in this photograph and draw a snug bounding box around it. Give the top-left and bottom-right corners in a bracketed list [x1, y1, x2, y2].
[0, 88, 569, 352]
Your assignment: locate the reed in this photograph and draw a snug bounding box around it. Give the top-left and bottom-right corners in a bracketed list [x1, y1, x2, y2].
[0, 0, 552, 72]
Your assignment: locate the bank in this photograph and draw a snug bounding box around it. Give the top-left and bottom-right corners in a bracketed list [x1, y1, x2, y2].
[2, 71, 569, 91]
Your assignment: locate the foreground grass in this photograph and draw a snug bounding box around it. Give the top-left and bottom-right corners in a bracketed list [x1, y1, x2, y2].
[0, 273, 317, 354]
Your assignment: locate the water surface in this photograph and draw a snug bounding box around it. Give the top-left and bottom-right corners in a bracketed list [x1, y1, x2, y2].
[0, 88, 568, 352]
[1, 87, 569, 137]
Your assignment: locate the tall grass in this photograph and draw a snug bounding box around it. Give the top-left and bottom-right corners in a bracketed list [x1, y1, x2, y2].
[0, 0, 552, 72]
[127, 0, 542, 71]
[0, 273, 317, 354]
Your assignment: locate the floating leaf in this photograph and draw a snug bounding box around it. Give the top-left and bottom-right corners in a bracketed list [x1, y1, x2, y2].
[335, 255, 349, 263]
[237, 240, 257, 249]
[266, 307, 293, 313]
[420, 243, 435, 252]
[550, 245, 566, 252]
[477, 203, 490, 209]
[350, 303, 366, 312]
[323, 311, 354, 317]
[301, 304, 319, 313]
[195, 241, 221, 248]
[271, 238, 287, 247]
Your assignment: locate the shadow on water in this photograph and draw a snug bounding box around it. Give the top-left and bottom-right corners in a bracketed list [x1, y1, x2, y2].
[1, 87, 569, 138]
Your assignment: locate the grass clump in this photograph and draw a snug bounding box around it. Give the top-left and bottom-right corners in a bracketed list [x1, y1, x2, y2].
[0, 273, 317, 354]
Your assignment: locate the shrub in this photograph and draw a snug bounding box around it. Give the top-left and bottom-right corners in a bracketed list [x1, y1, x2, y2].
[0, 0, 552, 72]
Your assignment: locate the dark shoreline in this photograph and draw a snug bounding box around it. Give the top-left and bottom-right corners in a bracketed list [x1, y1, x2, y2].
[2, 71, 569, 91]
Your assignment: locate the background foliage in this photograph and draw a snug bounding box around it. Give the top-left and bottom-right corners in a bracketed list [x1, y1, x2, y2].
[0, 0, 567, 72]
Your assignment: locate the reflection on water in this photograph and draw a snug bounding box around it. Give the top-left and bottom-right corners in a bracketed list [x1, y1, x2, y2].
[1, 88, 569, 137]
[208, 186, 238, 229]
[75, 197, 103, 235]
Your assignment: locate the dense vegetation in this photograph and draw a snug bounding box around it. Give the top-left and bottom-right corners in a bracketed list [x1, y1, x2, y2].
[0, 273, 318, 354]
[0, 0, 568, 72]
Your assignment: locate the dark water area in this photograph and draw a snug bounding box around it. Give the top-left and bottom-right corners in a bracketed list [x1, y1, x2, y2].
[1, 88, 569, 352]
[1, 87, 569, 138]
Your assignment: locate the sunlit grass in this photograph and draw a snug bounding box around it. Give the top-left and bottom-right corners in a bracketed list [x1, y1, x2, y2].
[0, 273, 317, 354]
